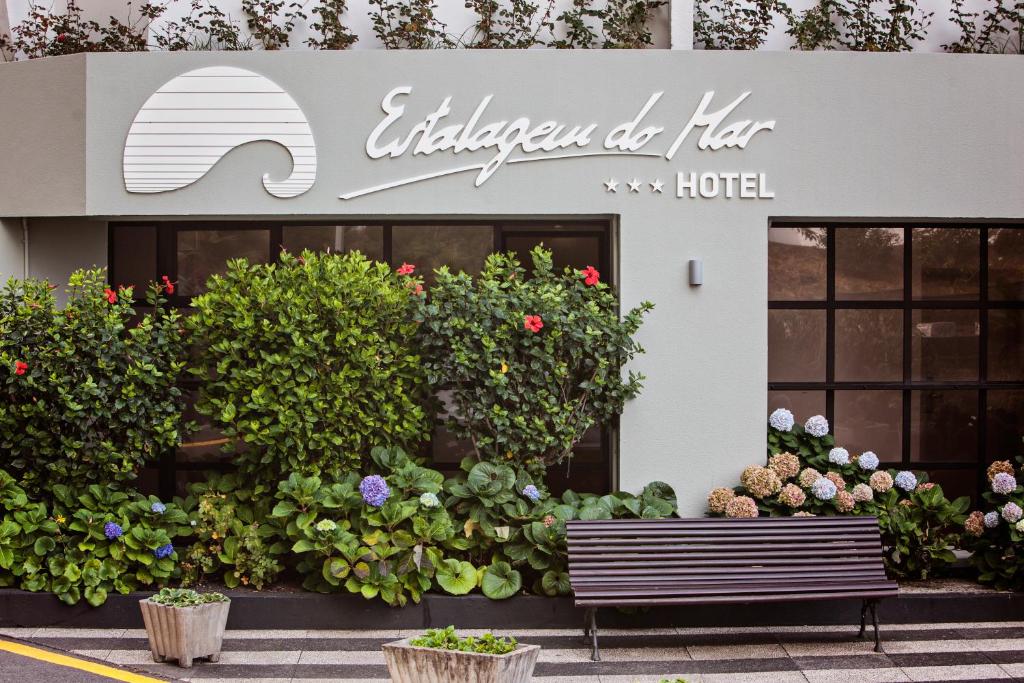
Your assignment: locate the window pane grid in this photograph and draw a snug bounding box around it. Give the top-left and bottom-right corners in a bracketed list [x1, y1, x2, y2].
[769, 223, 1024, 503]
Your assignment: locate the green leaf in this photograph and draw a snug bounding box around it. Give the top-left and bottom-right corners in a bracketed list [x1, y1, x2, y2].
[481, 561, 522, 600]
[436, 559, 478, 595]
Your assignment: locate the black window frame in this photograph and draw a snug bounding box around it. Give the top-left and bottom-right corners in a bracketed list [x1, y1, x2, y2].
[109, 219, 613, 499]
[769, 221, 1024, 503]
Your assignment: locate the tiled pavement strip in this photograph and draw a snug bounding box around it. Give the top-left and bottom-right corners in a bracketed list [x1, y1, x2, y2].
[2, 621, 1023, 683]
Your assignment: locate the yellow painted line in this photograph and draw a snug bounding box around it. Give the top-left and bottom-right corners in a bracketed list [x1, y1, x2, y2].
[0, 639, 166, 683]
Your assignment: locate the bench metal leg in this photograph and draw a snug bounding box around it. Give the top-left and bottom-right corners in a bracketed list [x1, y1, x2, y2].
[869, 600, 881, 652]
[584, 607, 601, 661]
[858, 600, 869, 639]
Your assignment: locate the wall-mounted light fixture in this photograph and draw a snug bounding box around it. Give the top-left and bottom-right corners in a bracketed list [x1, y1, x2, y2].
[688, 259, 703, 286]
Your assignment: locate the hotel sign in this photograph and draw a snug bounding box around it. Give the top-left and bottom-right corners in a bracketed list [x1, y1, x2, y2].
[123, 66, 776, 201]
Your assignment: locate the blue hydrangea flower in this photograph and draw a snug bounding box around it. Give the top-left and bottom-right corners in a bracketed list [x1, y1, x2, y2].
[804, 415, 830, 438]
[1001, 502, 1023, 523]
[153, 543, 174, 559]
[103, 522, 124, 540]
[894, 471, 917, 492]
[858, 452, 880, 471]
[769, 408, 794, 432]
[828, 447, 850, 466]
[992, 472, 1018, 495]
[522, 485, 541, 502]
[984, 511, 1000, 528]
[810, 478, 837, 501]
[151, 502, 166, 514]
[419, 492, 440, 508]
[359, 475, 390, 507]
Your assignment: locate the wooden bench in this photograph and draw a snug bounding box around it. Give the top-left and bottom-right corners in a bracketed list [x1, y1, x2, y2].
[567, 516, 899, 661]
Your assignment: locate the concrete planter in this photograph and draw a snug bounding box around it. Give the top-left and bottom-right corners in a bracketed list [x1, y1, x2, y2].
[138, 597, 230, 668]
[383, 638, 541, 683]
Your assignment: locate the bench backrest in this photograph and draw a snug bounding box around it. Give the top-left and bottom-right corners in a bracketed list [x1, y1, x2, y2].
[567, 516, 893, 600]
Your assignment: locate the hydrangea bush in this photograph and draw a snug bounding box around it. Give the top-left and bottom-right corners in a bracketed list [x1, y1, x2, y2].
[962, 456, 1024, 590]
[0, 470, 190, 606]
[708, 409, 969, 579]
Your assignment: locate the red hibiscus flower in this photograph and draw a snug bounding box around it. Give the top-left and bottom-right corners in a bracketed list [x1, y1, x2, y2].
[413, 283, 424, 296]
[14, 361, 27, 376]
[581, 266, 600, 286]
[524, 315, 543, 333]
[161, 275, 176, 295]
[56, 33, 66, 43]
[396, 263, 415, 276]
[104, 288, 117, 304]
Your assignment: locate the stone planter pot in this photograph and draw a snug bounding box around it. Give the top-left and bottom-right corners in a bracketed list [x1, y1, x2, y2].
[383, 638, 540, 683]
[138, 597, 231, 668]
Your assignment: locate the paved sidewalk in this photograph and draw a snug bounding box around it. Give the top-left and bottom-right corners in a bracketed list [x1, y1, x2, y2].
[3, 621, 1024, 682]
[0, 638, 167, 682]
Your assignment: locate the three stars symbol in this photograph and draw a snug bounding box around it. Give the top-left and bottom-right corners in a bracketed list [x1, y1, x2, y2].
[604, 178, 663, 194]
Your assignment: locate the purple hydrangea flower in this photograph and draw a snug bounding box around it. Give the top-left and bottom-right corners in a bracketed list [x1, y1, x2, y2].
[984, 511, 1000, 528]
[1002, 502, 1023, 524]
[992, 472, 1018, 495]
[103, 522, 124, 540]
[858, 452, 880, 471]
[894, 471, 917, 492]
[828, 447, 850, 466]
[522, 485, 541, 502]
[151, 502, 167, 514]
[810, 478, 837, 501]
[153, 543, 174, 560]
[804, 415, 830, 438]
[359, 475, 390, 507]
[769, 408, 794, 432]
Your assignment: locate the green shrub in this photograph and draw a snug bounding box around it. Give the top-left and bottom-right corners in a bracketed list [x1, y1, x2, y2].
[0, 469, 191, 606]
[150, 587, 228, 607]
[0, 270, 188, 496]
[409, 625, 517, 655]
[271, 446, 455, 606]
[707, 409, 968, 580]
[188, 250, 431, 483]
[178, 473, 284, 590]
[416, 246, 651, 473]
[962, 457, 1024, 590]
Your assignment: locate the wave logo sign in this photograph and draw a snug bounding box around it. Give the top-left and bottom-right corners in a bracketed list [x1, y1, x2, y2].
[123, 66, 316, 198]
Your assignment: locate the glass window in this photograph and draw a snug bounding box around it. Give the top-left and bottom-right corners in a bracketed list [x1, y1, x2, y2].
[835, 227, 903, 300]
[768, 227, 826, 300]
[986, 391, 1024, 461]
[988, 310, 1024, 381]
[834, 309, 902, 381]
[912, 227, 979, 300]
[111, 225, 157, 296]
[392, 225, 494, 285]
[910, 390, 978, 462]
[282, 225, 384, 261]
[769, 224, 1024, 503]
[505, 235, 601, 275]
[767, 390, 825, 421]
[834, 390, 902, 463]
[176, 229, 270, 297]
[768, 310, 826, 382]
[911, 310, 979, 381]
[988, 228, 1024, 300]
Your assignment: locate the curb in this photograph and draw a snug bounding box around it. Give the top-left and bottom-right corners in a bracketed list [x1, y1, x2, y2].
[2, 588, 1022, 630]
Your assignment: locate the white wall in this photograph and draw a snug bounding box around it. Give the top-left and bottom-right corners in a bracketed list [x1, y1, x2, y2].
[4, 0, 671, 50]
[4, 0, 994, 52]
[0, 218, 23, 281]
[27, 218, 107, 304]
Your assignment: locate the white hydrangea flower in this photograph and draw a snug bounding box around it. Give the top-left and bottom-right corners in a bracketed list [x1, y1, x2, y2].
[828, 447, 850, 466]
[769, 408, 794, 432]
[804, 415, 830, 438]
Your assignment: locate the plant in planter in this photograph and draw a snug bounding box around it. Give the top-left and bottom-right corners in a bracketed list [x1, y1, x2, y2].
[962, 456, 1024, 590]
[140, 587, 230, 668]
[384, 625, 540, 683]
